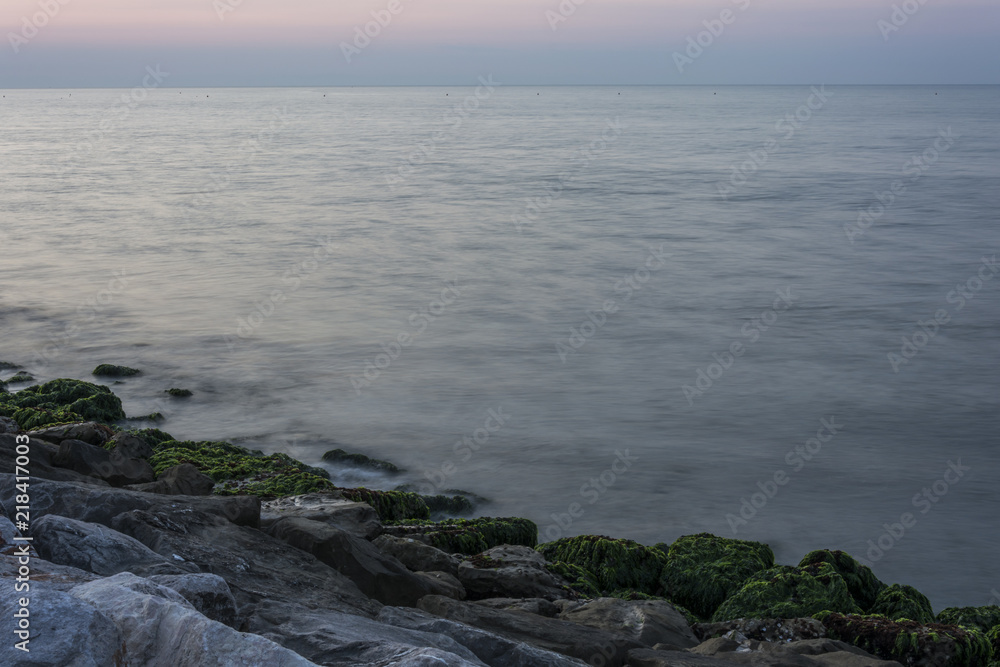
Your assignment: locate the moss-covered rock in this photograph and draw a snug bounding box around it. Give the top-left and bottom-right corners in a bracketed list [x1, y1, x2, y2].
[150, 440, 335, 499]
[322, 448, 400, 473]
[937, 606, 1000, 634]
[869, 584, 935, 624]
[988, 625, 1000, 661]
[124, 428, 177, 448]
[799, 549, 886, 611]
[0, 362, 19, 370]
[712, 563, 862, 622]
[817, 612, 994, 666]
[536, 535, 667, 597]
[165, 388, 193, 398]
[340, 488, 430, 522]
[422, 494, 475, 516]
[659, 533, 774, 620]
[386, 517, 537, 555]
[0, 378, 125, 429]
[6, 371, 35, 384]
[545, 561, 602, 599]
[93, 364, 142, 378]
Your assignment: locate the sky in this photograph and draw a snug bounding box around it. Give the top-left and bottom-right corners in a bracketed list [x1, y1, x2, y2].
[0, 0, 997, 87]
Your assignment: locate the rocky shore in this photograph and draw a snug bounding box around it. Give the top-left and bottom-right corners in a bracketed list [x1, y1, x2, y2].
[1, 369, 999, 666]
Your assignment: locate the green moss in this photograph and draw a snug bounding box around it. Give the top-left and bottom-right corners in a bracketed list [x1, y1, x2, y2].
[713, 563, 861, 622]
[127, 412, 165, 422]
[869, 584, 935, 624]
[388, 517, 537, 554]
[150, 440, 335, 499]
[93, 364, 142, 378]
[817, 613, 994, 666]
[165, 388, 193, 398]
[126, 428, 177, 448]
[6, 371, 35, 384]
[322, 448, 400, 473]
[937, 606, 1000, 633]
[537, 535, 667, 597]
[545, 561, 602, 599]
[799, 549, 886, 611]
[422, 494, 475, 516]
[341, 488, 430, 522]
[987, 626, 1000, 660]
[0, 378, 126, 429]
[659, 533, 774, 619]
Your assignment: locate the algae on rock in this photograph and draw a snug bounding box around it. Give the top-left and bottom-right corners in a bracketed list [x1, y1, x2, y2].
[0, 378, 126, 430]
[869, 583, 935, 624]
[799, 549, 886, 610]
[712, 562, 861, 622]
[536, 535, 666, 597]
[92, 364, 142, 378]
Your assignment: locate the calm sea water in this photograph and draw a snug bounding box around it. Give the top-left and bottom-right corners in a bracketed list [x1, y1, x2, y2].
[1, 86, 998, 609]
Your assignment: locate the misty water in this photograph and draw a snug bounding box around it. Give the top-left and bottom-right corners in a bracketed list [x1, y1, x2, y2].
[1, 85, 998, 609]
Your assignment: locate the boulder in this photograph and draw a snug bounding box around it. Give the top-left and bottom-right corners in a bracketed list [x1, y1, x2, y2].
[0, 551, 99, 591]
[0, 587, 125, 666]
[0, 416, 17, 434]
[378, 606, 590, 666]
[247, 599, 486, 666]
[780, 638, 900, 665]
[29, 421, 111, 447]
[537, 535, 666, 598]
[474, 597, 563, 617]
[414, 571, 467, 600]
[373, 534, 461, 575]
[266, 515, 436, 607]
[0, 474, 261, 528]
[627, 649, 736, 666]
[128, 463, 215, 496]
[53, 438, 155, 486]
[262, 492, 382, 539]
[693, 618, 827, 643]
[798, 550, 886, 611]
[31, 514, 190, 577]
[559, 597, 698, 649]
[0, 435, 111, 486]
[418, 594, 644, 666]
[71, 573, 320, 666]
[458, 545, 574, 601]
[109, 431, 154, 459]
[711, 564, 861, 622]
[868, 583, 934, 624]
[148, 573, 239, 628]
[110, 506, 379, 618]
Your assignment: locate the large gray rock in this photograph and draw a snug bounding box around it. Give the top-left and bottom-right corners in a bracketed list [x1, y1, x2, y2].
[71, 573, 320, 666]
[415, 570, 467, 600]
[110, 506, 379, 618]
[0, 436, 111, 486]
[128, 463, 215, 496]
[418, 595, 644, 667]
[248, 599, 487, 666]
[0, 416, 17, 434]
[378, 605, 590, 667]
[266, 515, 435, 607]
[693, 617, 826, 643]
[109, 431, 154, 459]
[627, 649, 738, 666]
[53, 438, 155, 486]
[373, 533, 461, 575]
[458, 545, 574, 601]
[262, 492, 382, 539]
[0, 587, 125, 666]
[475, 597, 563, 617]
[148, 573, 239, 628]
[559, 598, 698, 649]
[31, 514, 190, 577]
[0, 474, 260, 528]
[29, 422, 110, 447]
[0, 552, 99, 592]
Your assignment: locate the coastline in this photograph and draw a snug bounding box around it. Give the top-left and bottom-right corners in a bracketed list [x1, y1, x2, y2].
[1, 365, 999, 666]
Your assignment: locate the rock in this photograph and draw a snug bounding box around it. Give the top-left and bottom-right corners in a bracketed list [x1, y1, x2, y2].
[868, 583, 934, 623]
[458, 545, 575, 601]
[781, 638, 899, 665]
[92, 364, 142, 377]
[166, 388, 193, 397]
[378, 605, 590, 666]
[0, 435, 111, 487]
[382, 517, 537, 555]
[322, 448, 401, 472]
[658, 533, 775, 620]
[798, 550, 886, 611]
[627, 648, 736, 666]
[694, 618, 827, 643]
[148, 573, 239, 628]
[29, 421, 111, 447]
[373, 534, 461, 575]
[0, 416, 17, 434]
[936, 605, 1000, 632]
[71, 572, 320, 666]
[0, 587, 125, 666]
[110, 506, 379, 618]
[266, 515, 436, 607]
[537, 535, 666, 597]
[0, 552, 100, 591]
[475, 597, 562, 617]
[31, 514, 190, 578]
[0, 474, 261, 528]
[53, 438, 155, 486]
[109, 431, 154, 459]
[559, 597, 699, 649]
[418, 594, 644, 666]
[262, 492, 382, 540]
[414, 571, 467, 600]
[128, 463, 215, 496]
[0, 379, 126, 429]
[711, 563, 861, 622]
[248, 599, 486, 666]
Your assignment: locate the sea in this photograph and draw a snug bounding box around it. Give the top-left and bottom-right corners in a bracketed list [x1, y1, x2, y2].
[1, 85, 998, 610]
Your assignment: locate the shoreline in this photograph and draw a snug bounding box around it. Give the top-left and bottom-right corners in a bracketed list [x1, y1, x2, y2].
[1, 365, 999, 665]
